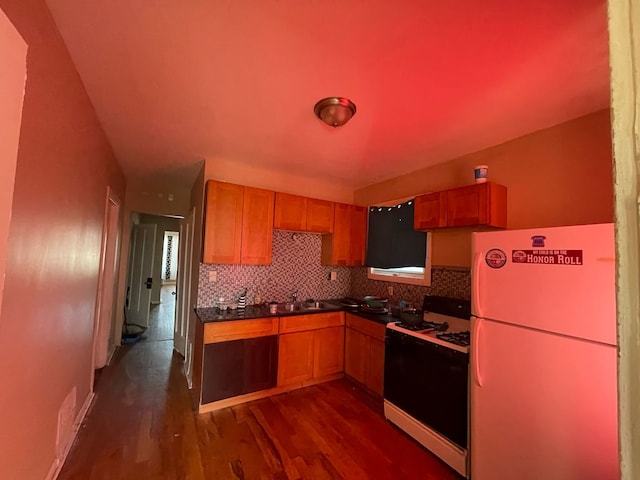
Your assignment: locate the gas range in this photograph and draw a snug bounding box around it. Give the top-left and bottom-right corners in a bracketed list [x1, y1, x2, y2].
[387, 312, 470, 353]
[386, 295, 471, 353]
[384, 295, 471, 477]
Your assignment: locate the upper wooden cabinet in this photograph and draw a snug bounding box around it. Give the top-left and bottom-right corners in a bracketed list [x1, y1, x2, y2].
[241, 186, 275, 264]
[203, 181, 243, 264]
[321, 203, 367, 266]
[273, 192, 306, 231]
[203, 181, 274, 264]
[349, 205, 367, 266]
[414, 182, 507, 230]
[414, 191, 447, 230]
[274, 192, 334, 233]
[306, 198, 335, 233]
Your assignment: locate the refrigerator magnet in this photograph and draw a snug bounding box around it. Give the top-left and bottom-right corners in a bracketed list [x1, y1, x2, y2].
[485, 249, 507, 268]
[531, 235, 546, 247]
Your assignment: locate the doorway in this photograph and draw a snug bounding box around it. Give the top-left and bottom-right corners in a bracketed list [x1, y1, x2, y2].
[91, 188, 121, 379]
[122, 213, 182, 345]
[161, 231, 179, 287]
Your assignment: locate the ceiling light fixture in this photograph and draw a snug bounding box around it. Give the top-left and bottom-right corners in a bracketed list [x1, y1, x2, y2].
[313, 97, 356, 127]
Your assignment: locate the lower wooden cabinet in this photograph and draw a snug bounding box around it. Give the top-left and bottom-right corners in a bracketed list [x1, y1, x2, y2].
[365, 337, 385, 395]
[202, 335, 278, 403]
[345, 327, 367, 384]
[313, 326, 345, 378]
[244, 336, 279, 392]
[278, 324, 345, 387]
[195, 312, 346, 411]
[345, 314, 386, 396]
[277, 331, 314, 386]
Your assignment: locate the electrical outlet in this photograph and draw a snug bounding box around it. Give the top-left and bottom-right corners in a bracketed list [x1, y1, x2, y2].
[388, 286, 394, 296]
[330, 271, 337, 281]
[208, 271, 217, 283]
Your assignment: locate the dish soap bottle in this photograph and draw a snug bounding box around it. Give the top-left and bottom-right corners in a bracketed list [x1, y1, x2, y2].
[237, 288, 247, 310]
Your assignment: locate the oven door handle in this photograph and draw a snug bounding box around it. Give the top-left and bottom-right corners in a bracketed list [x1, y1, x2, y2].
[472, 316, 483, 387]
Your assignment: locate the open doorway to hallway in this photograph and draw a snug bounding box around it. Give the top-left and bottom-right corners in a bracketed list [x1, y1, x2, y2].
[122, 213, 181, 347]
[145, 284, 177, 342]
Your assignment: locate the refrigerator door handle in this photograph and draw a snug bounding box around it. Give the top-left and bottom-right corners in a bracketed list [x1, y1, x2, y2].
[472, 251, 484, 318]
[472, 316, 483, 387]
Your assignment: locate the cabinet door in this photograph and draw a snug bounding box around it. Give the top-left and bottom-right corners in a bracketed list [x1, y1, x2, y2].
[345, 327, 367, 384]
[306, 198, 334, 233]
[349, 205, 367, 266]
[203, 181, 243, 263]
[241, 187, 275, 265]
[313, 326, 345, 378]
[243, 335, 278, 394]
[327, 203, 351, 265]
[366, 337, 385, 396]
[446, 183, 488, 227]
[414, 191, 447, 230]
[274, 192, 307, 231]
[202, 340, 244, 403]
[277, 331, 314, 386]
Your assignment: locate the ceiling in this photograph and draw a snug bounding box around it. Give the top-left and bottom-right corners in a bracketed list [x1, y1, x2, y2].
[44, 0, 610, 193]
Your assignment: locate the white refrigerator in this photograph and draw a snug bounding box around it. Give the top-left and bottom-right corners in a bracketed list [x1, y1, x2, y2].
[470, 223, 618, 480]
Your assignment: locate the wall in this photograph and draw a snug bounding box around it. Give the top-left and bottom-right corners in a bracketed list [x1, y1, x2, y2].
[0, 1, 125, 479]
[0, 9, 26, 331]
[139, 214, 180, 303]
[198, 231, 351, 306]
[355, 110, 614, 266]
[205, 157, 354, 204]
[351, 266, 471, 305]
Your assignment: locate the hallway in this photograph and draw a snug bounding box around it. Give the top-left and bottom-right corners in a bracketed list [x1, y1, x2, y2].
[58, 287, 458, 480]
[59, 285, 187, 479]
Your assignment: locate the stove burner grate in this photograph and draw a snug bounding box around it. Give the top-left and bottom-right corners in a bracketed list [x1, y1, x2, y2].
[396, 321, 449, 332]
[436, 331, 470, 347]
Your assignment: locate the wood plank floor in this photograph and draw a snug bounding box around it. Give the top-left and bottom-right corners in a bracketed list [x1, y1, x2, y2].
[59, 287, 461, 479]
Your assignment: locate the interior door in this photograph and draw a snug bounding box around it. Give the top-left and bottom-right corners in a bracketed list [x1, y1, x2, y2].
[92, 189, 120, 371]
[125, 223, 156, 329]
[174, 208, 194, 357]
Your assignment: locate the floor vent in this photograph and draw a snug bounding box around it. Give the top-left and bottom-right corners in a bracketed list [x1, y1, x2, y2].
[56, 387, 76, 459]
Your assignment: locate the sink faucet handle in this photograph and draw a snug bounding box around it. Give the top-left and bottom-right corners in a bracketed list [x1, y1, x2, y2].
[291, 290, 298, 302]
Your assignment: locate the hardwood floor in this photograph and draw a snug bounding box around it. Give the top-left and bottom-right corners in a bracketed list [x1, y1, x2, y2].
[59, 287, 460, 480]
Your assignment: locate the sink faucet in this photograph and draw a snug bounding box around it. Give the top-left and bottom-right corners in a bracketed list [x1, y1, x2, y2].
[291, 290, 298, 303]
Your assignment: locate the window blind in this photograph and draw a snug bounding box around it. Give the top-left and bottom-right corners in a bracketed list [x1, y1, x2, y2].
[365, 199, 427, 268]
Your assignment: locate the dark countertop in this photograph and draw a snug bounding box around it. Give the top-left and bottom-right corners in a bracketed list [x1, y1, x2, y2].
[195, 300, 397, 326]
[341, 307, 397, 326]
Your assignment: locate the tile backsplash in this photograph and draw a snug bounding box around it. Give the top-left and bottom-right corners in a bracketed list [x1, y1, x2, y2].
[198, 231, 351, 307]
[350, 266, 471, 307]
[197, 231, 471, 307]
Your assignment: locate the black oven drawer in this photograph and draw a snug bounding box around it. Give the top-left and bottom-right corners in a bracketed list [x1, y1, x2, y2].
[383, 329, 468, 448]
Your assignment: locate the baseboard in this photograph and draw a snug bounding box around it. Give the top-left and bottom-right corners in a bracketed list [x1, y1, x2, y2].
[45, 391, 96, 480]
[198, 373, 344, 414]
[105, 344, 118, 366]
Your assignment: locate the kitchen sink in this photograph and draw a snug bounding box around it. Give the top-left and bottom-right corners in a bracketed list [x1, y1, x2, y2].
[277, 301, 340, 314]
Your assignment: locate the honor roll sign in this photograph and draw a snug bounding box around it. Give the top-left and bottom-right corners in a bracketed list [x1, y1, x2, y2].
[512, 250, 584, 265]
